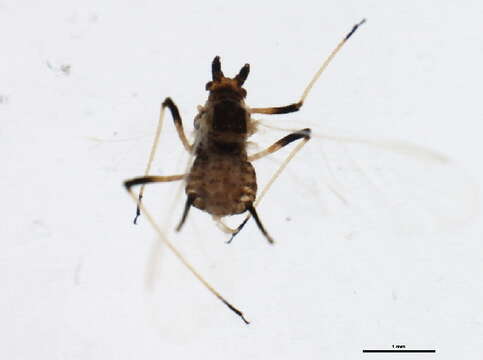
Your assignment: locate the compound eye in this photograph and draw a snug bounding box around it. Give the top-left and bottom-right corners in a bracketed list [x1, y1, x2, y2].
[205, 81, 213, 91]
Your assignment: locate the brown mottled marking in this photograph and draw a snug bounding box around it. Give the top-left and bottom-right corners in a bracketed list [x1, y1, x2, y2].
[187, 152, 257, 217]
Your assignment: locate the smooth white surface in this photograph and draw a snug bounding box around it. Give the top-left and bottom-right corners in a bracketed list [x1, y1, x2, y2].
[2, 1, 483, 359]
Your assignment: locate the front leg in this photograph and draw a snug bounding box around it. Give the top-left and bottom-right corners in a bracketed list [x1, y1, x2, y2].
[133, 97, 192, 224]
[250, 19, 365, 116]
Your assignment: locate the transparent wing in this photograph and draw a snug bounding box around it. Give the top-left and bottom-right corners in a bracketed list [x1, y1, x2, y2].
[253, 122, 479, 238]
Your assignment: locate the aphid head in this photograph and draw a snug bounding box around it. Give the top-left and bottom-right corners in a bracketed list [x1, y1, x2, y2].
[205, 56, 249, 99]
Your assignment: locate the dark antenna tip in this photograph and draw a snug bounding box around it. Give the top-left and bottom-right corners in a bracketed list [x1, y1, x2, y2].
[344, 18, 367, 41]
[221, 298, 250, 324]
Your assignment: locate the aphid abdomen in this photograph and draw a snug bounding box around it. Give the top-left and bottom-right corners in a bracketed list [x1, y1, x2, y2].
[186, 154, 257, 217]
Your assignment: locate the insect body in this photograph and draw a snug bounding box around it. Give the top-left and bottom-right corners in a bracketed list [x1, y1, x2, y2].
[127, 55, 313, 243]
[124, 19, 366, 323]
[187, 66, 258, 220]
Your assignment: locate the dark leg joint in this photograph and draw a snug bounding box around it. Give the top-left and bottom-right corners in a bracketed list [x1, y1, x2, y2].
[162, 97, 182, 126]
[124, 176, 157, 190]
[261, 102, 303, 115]
[278, 128, 311, 147]
[276, 102, 302, 114]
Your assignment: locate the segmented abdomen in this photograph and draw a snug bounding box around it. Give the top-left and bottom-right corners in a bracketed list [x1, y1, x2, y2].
[186, 154, 257, 217]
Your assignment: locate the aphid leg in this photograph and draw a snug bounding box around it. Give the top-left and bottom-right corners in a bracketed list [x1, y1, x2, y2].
[124, 183, 250, 324]
[128, 173, 184, 222]
[250, 19, 366, 116]
[134, 97, 193, 224]
[226, 128, 312, 244]
[125, 174, 186, 188]
[247, 128, 311, 162]
[163, 98, 192, 153]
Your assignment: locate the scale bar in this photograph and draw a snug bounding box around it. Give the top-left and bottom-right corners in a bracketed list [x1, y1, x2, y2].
[363, 350, 436, 353]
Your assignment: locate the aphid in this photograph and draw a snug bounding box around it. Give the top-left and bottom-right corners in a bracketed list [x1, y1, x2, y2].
[124, 19, 366, 324]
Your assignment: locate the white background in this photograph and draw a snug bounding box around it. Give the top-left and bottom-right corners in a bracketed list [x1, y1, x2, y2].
[2, 1, 483, 359]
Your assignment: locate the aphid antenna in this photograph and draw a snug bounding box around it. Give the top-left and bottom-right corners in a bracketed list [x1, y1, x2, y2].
[299, 18, 366, 105]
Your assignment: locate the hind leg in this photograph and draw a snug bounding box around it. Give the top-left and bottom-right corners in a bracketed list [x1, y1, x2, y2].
[224, 129, 311, 244]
